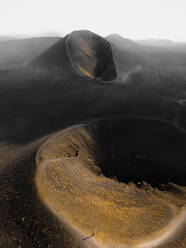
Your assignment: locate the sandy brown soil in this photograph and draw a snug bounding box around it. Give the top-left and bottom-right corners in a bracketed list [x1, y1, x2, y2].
[35, 124, 186, 248]
[0, 137, 83, 248]
[0, 30, 186, 248]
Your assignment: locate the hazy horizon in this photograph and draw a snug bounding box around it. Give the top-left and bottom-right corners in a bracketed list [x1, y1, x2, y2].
[1, 32, 186, 45]
[0, 0, 186, 42]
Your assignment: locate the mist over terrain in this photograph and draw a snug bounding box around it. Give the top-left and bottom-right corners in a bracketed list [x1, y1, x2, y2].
[0, 30, 186, 248]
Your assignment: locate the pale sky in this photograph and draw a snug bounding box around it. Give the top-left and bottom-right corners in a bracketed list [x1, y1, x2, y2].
[0, 0, 186, 41]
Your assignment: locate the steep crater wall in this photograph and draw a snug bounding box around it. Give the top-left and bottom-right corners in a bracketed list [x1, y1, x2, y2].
[66, 30, 117, 81]
[37, 118, 186, 188]
[36, 118, 186, 247]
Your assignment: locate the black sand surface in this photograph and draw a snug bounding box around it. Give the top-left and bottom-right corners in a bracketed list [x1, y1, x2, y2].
[0, 30, 186, 247]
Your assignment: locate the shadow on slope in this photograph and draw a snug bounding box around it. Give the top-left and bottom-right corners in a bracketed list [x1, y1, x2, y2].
[66, 30, 117, 81]
[32, 30, 117, 81]
[90, 119, 186, 187]
[106, 34, 186, 80]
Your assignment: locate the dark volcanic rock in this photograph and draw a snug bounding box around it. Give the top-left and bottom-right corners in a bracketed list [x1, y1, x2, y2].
[66, 30, 117, 81]
[32, 37, 75, 76]
[33, 30, 117, 81]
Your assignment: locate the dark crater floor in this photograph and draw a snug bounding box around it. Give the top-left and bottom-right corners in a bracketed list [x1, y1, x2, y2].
[88, 118, 186, 188]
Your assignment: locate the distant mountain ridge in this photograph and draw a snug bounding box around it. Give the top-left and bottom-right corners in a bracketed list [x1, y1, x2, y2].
[135, 38, 186, 47]
[106, 34, 138, 49]
[135, 39, 186, 53]
[106, 34, 186, 52]
[0, 37, 60, 69]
